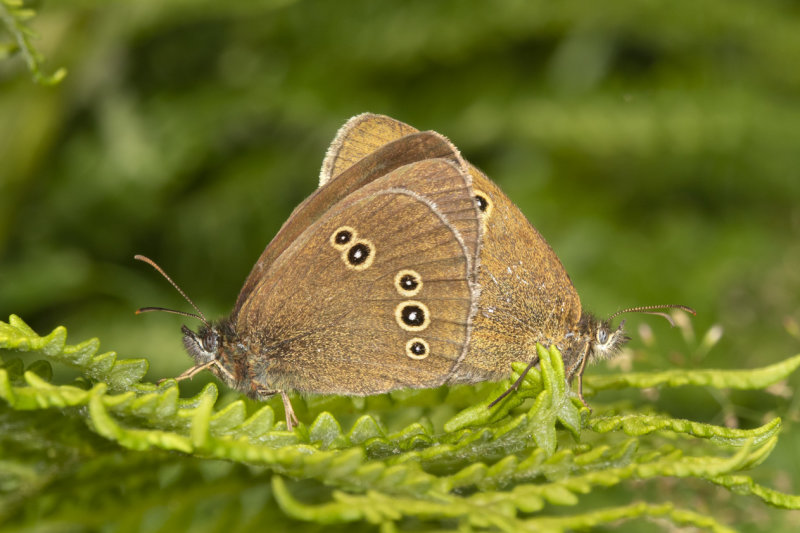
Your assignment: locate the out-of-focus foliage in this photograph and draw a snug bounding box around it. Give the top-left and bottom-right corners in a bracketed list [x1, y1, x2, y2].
[1, 1, 799, 531]
[0, 0, 66, 85]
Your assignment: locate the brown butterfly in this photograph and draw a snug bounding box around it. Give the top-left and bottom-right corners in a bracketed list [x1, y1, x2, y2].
[318, 114, 693, 406]
[138, 114, 692, 429]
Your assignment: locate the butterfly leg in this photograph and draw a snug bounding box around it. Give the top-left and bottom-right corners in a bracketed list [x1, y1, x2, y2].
[487, 355, 540, 408]
[254, 386, 300, 430]
[280, 390, 300, 431]
[566, 344, 592, 411]
[159, 361, 216, 385]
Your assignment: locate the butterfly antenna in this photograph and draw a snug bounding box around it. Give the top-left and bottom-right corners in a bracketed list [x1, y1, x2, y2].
[609, 304, 696, 326]
[134, 255, 208, 325]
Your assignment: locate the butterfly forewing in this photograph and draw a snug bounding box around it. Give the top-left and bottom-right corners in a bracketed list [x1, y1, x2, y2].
[234, 188, 476, 395]
[235, 131, 472, 314]
[233, 159, 481, 395]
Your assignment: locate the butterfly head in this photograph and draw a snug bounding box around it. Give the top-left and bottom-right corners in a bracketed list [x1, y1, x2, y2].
[582, 316, 629, 364]
[575, 304, 698, 372]
[181, 321, 245, 389]
[133, 255, 254, 390]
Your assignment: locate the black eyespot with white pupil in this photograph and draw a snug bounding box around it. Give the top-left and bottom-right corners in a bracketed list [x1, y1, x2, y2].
[401, 305, 425, 326]
[347, 243, 370, 265]
[395, 301, 430, 331]
[395, 269, 422, 297]
[400, 274, 418, 291]
[330, 226, 358, 251]
[473, 189, 493, 222]
[405, 337, 430, 360]
[334, 230, 374, 271]
[335, 230, 352, 245]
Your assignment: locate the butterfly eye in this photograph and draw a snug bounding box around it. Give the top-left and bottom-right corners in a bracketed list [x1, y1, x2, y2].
[596, 328, 609, 345]
[202, 330, 219, 353]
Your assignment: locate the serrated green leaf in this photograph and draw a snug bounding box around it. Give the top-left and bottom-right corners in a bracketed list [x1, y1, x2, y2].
[590, 413, 782, 447]
[2, 314, 800, 531]
[0, 1, 67, 85]
[586, 353, 800, 391]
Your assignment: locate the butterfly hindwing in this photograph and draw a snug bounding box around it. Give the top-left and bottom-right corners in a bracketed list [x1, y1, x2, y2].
[314, 113, 583, 383]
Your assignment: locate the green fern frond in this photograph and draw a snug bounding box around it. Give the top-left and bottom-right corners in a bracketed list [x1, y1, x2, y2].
[709, 473, 800, 509]
[590, 413, 781, 446]
[533, 502, 737, 533]
[585, 354, 800, 391]
[2, 314, 799, 531]
[0, 315, 146, 391]
[0, 0, 66, 85]
[271, 477, 738, 532]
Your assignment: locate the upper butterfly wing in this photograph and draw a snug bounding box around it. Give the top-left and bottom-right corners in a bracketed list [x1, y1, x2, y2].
[320, 112, 421, 186]
[320, 112, 419, 185]
[234, 160, 480, 395]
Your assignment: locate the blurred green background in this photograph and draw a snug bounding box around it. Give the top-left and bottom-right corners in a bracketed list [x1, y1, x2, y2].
[1, 0, 799, 529]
